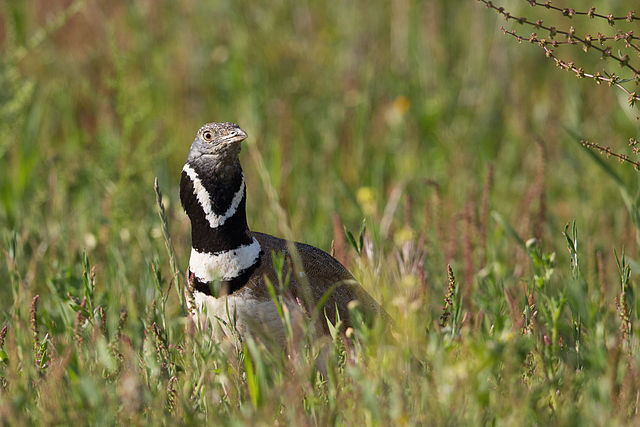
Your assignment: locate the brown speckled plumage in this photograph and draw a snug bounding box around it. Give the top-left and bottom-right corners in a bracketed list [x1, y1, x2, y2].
[239, 231, 385, 333]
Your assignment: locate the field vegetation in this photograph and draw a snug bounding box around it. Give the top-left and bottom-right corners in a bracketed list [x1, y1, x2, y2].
[2, 0, 640, 424]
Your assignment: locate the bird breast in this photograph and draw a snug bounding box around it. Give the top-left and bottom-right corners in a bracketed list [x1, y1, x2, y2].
[192, 290, 308, 347]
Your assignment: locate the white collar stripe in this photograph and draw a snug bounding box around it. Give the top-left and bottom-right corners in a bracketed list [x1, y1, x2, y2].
[183, 163, 245, 229]
[189, 238, 261, 282]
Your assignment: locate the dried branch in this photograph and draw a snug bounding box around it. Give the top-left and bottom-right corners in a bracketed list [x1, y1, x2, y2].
[501, 28, 640, 106]
[479, 0, 640, 77]
[524, 1, 638, 24]
[581, 140, 640, 170]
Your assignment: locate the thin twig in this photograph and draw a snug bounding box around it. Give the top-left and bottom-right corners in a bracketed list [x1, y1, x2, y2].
[479, 0, 640, 77]
[523, 1, 638, 24]
[581, 140, 640, 170]
[501, 28, 640, 106]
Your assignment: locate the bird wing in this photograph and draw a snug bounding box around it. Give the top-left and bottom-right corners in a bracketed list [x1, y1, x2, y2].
[250, 232, 389, 334]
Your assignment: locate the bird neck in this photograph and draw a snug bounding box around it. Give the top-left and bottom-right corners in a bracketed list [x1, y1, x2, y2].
[181, 159, 252, 251]
[180, 159, 262, 295]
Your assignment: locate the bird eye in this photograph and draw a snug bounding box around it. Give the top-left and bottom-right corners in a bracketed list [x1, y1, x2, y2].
[203, 131, 213, 141]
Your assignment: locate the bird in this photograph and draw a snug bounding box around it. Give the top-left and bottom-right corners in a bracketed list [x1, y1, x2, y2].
[180, 122, 386, 347]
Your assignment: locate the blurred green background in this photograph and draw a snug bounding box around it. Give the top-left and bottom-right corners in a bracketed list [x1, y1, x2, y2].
[2, 0, 640, 423]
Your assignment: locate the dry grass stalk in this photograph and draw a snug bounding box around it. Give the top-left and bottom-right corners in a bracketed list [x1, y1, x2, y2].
[479, 164, 494, 267]
[504, 287, 524, 331]
[426, 180, 445, 258]
[166, 376, 178, 414]
[616, 294, 632, 349]
[418, 237, 428, 296]
[154, 177, 185, 314]
[30, 295, 40, 366]
[74, 296, 87, 345]
[520, 143, 546, 239]
[535, 185, 547, 242]
[117, 308, 128, 339]
[514, 144, 546, 276]
[147, 299, 157, 331]
[523, 283, 537, 335]
[596, 249, 609, 299]
[533, 142, 547, 242]
[332, 213, 348, 266]
[445, 215, 460, 265]
[462, 201, 475, 301]
[608, 343, 623, 409]
[404, 194, 414, 228]
[439, 264, 457, 328]
[419, 198, 431, 294]
[0, 325, 7, 349]
[98, 305, 107, 337]
[152, 322, 170, 370]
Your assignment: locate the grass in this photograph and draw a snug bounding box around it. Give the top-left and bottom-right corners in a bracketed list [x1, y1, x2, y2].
[2, 0, 640, 424]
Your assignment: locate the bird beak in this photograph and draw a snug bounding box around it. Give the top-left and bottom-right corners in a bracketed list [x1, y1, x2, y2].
[228, 128, 247, 144]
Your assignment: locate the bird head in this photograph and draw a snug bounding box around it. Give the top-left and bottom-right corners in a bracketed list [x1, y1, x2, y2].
[187, 122, 248, 167]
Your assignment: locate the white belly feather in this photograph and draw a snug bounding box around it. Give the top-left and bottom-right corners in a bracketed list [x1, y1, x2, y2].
[192, 290, 308, 346]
